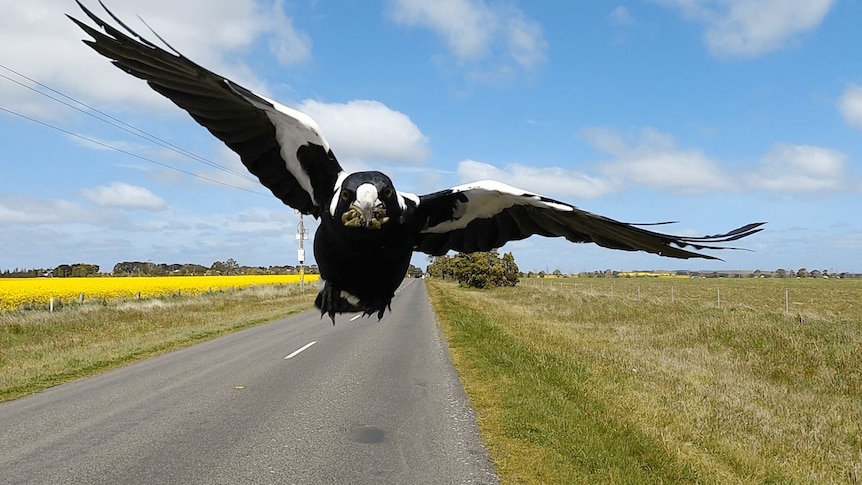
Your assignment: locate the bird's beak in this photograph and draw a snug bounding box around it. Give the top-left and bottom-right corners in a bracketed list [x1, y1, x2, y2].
[341, 185, 389, 229]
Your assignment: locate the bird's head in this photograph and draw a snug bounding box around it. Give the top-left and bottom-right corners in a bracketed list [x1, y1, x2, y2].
[330, 171, 402, 230]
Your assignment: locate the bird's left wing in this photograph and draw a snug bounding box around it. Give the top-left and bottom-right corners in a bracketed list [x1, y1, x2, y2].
[68, 1, 343, 216]
[412, 180, 764, 259]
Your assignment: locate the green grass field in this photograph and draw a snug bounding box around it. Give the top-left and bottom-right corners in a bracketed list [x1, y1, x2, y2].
[427, 277, 862, 484]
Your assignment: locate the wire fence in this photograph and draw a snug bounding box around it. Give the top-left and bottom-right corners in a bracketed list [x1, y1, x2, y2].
[521, 277, 862, 318]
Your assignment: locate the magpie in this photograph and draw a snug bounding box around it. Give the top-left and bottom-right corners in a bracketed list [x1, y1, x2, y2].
[69, 2, 765, 322]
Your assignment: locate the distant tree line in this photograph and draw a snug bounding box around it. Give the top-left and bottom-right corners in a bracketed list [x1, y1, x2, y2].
[1, 263, 100, 278]
[111, 258, 319, 276]
[529, 268, 861, 279]
[3, 260, 858, 279]
[0, 259, 320, 278]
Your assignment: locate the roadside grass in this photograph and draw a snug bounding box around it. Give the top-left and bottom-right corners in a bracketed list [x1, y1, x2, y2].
[427, 277, 862, 484]
[0, 285, 316, 402]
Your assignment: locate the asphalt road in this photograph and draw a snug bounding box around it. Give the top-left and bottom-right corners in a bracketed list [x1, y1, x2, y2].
[0, 279, 498, 484]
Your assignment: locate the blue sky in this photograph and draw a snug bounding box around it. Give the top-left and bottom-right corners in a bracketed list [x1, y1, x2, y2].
[1, 0, 860, 275]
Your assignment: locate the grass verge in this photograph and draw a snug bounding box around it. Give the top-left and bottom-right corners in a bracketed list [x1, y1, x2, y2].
[427, 278, 862, 484]
[0, 285, 315, 402]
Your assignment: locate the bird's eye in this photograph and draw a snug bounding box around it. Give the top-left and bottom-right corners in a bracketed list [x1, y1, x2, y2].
[340, 190, 351, 202]
[382, 188, 394, 199]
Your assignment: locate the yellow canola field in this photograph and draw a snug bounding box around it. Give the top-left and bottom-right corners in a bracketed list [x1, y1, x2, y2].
[0, 274, 319, 312]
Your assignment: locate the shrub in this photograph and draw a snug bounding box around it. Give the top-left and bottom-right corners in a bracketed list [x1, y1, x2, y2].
[427, 250, 519, 289]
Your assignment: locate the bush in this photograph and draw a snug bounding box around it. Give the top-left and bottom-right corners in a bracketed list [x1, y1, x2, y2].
[427, 250, 519, 289]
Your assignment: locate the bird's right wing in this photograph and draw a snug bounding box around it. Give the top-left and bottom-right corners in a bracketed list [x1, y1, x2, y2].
[68, 1, 343, 216]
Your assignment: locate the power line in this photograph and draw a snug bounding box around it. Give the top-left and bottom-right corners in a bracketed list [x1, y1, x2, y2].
[0, 62, 265, 190]
[0, 105, 269, 196]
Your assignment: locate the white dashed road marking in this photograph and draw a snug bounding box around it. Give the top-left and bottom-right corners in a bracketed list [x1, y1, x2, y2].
[284, 341, 316, 359]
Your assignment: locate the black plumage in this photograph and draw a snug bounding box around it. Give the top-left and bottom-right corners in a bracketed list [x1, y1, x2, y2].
[69, 2, 764, 322]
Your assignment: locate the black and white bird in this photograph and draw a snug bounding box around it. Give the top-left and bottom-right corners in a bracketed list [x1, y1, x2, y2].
[69, 2, 764, 322]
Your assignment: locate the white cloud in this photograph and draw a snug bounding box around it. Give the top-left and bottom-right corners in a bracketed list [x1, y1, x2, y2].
[656, 0, 835, 57]
[298, 99, 429, 165]
[0, 0, 311, 118]
[581, 127, 734, 192]
[839, 84, 862, 130]
[0, 195, 93, 224]
[457, 160, 612, 200]
[387, 0, 546, 74]
[81, 182, 167, 211]
[451, 128, 856, 201]
[267, 0, 313, 65]
[745, 143, 847, 193]
[502, 8, 546, 70]
[609, 6, 634, 25]
[0, 197, 306, 271]
[389, 0, 492, 60]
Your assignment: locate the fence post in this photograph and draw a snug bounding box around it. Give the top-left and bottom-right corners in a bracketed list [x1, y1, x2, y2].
[671, 286, 674, 304]
[717, 288, 721, 308]
[785, 289, 789, 312]
[50, 297, 54, 312]
[78, 293, 84, 304]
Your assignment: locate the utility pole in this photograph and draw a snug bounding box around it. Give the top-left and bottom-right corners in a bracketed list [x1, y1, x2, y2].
[296, 212, 309, 292]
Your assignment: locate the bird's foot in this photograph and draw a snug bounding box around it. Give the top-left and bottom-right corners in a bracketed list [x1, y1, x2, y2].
[315, 281, 363, 325]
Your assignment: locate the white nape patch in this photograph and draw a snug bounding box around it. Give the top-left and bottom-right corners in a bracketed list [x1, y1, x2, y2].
[329, 171, 350, 216]
[397, 191, 419, 211]
[424, 180, 574, 234]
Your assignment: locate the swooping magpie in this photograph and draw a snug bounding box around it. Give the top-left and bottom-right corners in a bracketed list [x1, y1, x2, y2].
[69, 2, 765, 323]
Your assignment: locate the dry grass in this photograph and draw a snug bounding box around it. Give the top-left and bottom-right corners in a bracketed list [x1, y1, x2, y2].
[428, 277, 862, 484]
[0, 285, 316, 401]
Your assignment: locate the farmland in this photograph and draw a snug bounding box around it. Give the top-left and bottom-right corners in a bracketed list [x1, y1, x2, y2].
[0, 274, 319, 312]
[3, 274, 859, 482]
[427, 277, 862, 484]
[0, 283, 317, 401]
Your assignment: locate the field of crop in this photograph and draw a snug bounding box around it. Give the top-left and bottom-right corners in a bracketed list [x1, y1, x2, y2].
[0, 274, 320, 312]
[428, 277, 862, 484]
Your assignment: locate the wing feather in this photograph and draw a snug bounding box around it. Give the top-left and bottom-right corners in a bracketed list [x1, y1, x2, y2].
[414, 181, 764, 260]
[68, 1, 342, 215]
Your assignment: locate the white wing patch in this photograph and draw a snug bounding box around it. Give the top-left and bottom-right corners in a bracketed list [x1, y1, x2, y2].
[231, 86, 330, 207]
[423, 180, 574, 234]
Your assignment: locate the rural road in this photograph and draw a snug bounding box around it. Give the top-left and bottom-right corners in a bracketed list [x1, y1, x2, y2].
[0, 279, 498, 484]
